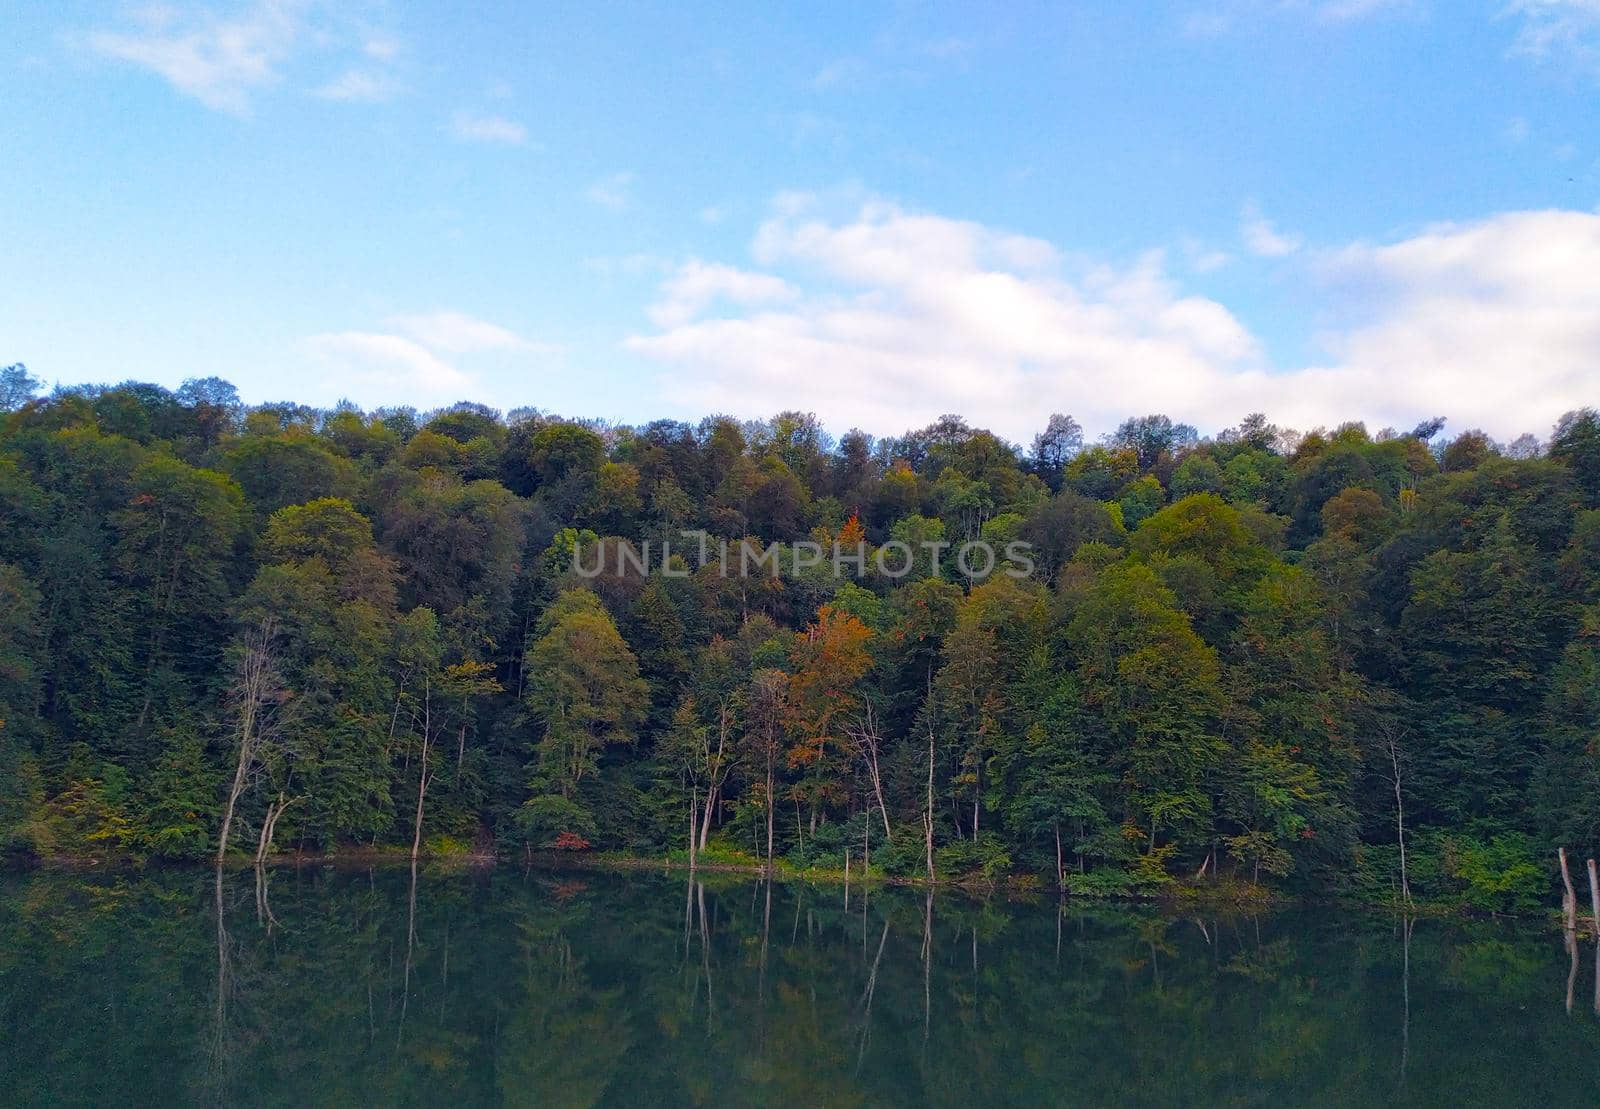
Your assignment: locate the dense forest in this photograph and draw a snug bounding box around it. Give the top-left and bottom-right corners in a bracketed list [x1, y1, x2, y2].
[2, 360, 1598, 908]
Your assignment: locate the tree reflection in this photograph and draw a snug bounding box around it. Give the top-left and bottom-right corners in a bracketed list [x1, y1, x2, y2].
[0, 869, 1597, 1105]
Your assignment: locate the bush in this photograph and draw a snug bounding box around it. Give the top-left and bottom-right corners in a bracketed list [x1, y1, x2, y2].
[1448, 831, 1546, 914]
[423, 833, 473, 857]
[514, 794, 598, 847]
[31, 780, 132, 859]
[936, 832, 1011, 881]
[1064, 869, 1142, 898]
[1351, 829, 1549, 914]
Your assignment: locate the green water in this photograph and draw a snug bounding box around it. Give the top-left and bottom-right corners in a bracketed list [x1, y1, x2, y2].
[1, 866, 1597, 1106]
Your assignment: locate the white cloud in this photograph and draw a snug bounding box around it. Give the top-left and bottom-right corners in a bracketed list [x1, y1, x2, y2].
[1508, 1, 1600, 72]
[387, 311, 547, 354]
[1312, 0, 1414, 20]
[450, 111, 531, 146]
[586, 171, 635, 210]
[1184, 0, 1415, 35]
[1241, 203, 1303, 257]
[86, 0, 302, 113]
[627, 196, 1600, 442]
[304, 332, 473, 399]
[647, 261, 798, 328]
[85, 0, 402, 113]
[316, 69, 398, 102]
[361, 34, 400, 62]
[305, 311, 556, 402]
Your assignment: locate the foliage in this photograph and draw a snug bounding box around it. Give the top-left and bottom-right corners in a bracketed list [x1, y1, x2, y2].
[2, 380, 1597, 912]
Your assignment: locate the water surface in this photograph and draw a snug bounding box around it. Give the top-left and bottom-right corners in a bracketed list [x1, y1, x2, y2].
[2, 866, 1597, 1106]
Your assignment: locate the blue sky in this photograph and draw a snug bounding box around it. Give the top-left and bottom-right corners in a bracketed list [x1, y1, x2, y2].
[3, 1, 1599, 442]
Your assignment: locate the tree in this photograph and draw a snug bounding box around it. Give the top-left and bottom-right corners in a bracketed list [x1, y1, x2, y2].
[1028, 413, 1083, 489]
[216, 618, 289, 863]
[524, 590, 647, 799]
[1068, 562, 1223, 869]
[745, 668, 789, 868]
[116, 457, 244, 740]
[0, 364, 41, 413]
[785, 605, 874, 830]
[1550, 408, 1600, 506]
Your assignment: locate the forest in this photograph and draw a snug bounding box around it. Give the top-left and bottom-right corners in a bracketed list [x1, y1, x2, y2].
[1, 360, 1598, 909]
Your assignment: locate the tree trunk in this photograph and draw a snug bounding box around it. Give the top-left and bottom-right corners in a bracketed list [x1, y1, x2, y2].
[1588, 858, 1600, 938]
[688, 790, 698, 874]
[1054, 823, 1064, 891]
[765, 758, 775, 874]
[410, 680, 432, 862]
[254, 792, 294, 865]
[698, 784, 716, 852]
[1389, 738, 1410, 907]
[216, 621, 277, 865]
[924, 722, 936, 884]
[1560, 847, 1577, 933]
[217, 736, 252, 866]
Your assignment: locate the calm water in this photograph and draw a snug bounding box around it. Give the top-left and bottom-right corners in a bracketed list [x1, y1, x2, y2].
[2, 866, 1597, 1107]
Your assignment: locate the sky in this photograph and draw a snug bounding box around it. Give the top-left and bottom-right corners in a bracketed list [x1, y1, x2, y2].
[3, 0, 1599, 445]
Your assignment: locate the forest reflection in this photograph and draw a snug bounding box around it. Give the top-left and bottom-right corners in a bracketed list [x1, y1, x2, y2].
[3, 866, 1599, 1106]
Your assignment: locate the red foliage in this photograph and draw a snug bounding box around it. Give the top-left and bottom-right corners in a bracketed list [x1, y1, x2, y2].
[550, 830, 591, 851]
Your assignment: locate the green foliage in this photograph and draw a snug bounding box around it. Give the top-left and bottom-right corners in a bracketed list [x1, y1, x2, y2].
[936, 832, 1012, 880]
[3, 380, 1597, 910]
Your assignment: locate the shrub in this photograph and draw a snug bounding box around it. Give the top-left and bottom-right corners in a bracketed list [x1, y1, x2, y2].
[936, 832, 1012, 881]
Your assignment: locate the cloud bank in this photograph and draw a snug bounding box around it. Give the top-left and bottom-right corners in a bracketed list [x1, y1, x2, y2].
[628, 196, 1600, 442]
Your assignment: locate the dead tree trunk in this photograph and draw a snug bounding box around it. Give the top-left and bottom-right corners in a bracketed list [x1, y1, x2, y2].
[697, 701, 732, 852]
[254, 792, 295, 865]
[1054, 823, 1064, 891]
[410, 678, 433, 862]
[688, 789, 699, 874]
[924, 721, 936, 885]
[1386, 732, 1410, 907]
[1560, 848, 1578, 933]
[847, 704, 893, 843]
[765, 759, 775, 874]
[1588, 858, 1600, 938]
[217, 619, 282, 865]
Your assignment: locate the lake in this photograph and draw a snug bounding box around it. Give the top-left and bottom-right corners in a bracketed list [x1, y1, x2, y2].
[2, 865, 1597, 1106]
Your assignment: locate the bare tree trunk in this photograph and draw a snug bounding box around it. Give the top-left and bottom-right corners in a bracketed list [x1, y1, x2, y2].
[765, 757, 775, 874]
[410, 678, 433, 862]
[698, 705, 730, 852]
[254, 792, 295, 865]
[217, 735, 253, 866]
[217, 620, 279, 866]
[1587, 858, 1599, 937]
[848, 705, 893, 843]
[925, 722, 936, 885]
[688, 789, 699, 874]
[1566, 928, 1578, 1014]
[1560, 847, 1577, 933]
[1055, 823, 1064, 891]
[1388, 736, 1410, 907]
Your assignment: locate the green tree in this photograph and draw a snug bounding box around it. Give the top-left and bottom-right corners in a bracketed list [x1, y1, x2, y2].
[524, 590, 647, 799]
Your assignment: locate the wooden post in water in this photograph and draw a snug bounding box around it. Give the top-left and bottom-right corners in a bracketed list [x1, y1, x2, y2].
[1559, 848, 1577, 933]
[1588, 859, 1600, 939]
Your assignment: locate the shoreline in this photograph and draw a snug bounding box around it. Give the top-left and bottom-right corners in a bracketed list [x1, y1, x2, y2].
[12, 846, 1583, 928]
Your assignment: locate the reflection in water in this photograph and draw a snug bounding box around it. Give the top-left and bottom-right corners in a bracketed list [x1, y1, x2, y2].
[2, 867, 1600, 1105]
